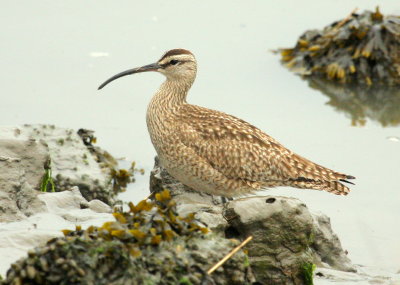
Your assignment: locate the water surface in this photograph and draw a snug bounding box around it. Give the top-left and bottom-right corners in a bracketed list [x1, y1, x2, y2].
[1, 0, 399, 272]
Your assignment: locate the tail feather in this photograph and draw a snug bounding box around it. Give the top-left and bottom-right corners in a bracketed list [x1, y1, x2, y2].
[280, 152, 356, 195]
[340, 178, 355, 185]
[288, 153, 350, 182]
[286, 177, 353, 195]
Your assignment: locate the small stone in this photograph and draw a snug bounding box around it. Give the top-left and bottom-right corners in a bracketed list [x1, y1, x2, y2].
[26, 258, 35, 265]
[13, 277, 22, 285]
[77, 268, 85, 277]
[11, 263, 20, 271]
[20, 269, 26, 278]
[69, 260, 78, 268]
[39, 257, 49, 271]
[56, 239, 66, 246]
[26, 265, 36, 279]
[27, 249, 36, 257]
[55, 258, 65, 265]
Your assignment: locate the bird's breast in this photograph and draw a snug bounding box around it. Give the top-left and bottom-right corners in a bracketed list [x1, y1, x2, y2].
[146, 101, 180, 155]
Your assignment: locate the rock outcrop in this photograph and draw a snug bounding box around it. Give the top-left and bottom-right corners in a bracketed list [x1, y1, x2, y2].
[0, 125, 116, 205]
[1, 190, 254, 285]
[0, 125, 116, 277]
[2, 126, 398, 284]
[150, 156, 356, 284]
[0, 138, 48, 222]
[0, 188, 112, 278]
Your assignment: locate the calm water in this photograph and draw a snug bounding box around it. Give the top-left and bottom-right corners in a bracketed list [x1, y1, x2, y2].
[1, 0, 399, 272]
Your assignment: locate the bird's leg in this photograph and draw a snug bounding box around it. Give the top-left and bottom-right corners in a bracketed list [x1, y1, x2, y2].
[214, 196, 233, 205]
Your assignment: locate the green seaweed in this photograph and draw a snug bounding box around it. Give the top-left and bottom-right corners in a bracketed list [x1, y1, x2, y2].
[243, 254, 250, 267]
[40, 159, 55, 192]
[178, 277, 192, 285]
[308, 230, 315, 245]
[301, 262, 316, 285]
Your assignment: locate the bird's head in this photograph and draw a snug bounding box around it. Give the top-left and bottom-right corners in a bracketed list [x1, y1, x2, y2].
[98, 48, 197, 90]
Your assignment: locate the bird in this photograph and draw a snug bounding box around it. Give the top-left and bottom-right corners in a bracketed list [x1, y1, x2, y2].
[98, 48, 355, 197]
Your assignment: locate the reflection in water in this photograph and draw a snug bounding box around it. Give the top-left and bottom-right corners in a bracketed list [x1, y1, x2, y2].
[307, 77, 400, 127]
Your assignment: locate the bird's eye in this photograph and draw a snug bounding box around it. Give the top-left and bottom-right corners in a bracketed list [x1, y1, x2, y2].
[169, 59, 179, 65]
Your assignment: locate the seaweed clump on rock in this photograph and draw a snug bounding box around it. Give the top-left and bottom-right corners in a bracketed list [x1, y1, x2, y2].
[1, 190, 253, 285]
[279, 7, 400, 86]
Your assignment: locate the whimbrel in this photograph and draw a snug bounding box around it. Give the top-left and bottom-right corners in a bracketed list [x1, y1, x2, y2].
[98, 49, 355, 197]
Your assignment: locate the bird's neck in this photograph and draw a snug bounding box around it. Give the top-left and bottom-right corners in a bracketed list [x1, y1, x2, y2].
[146, 78, 193, 142]
[152, 79, 193, 107]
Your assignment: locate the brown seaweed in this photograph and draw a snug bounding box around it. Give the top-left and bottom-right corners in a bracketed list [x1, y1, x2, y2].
[2, 191, 253, 284]
[279, 7, 400, 86]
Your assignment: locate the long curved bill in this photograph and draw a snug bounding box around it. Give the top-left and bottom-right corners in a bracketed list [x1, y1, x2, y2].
[98, 62, 161, 90]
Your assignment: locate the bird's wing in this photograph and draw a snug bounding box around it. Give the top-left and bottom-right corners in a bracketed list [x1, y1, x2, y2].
[176, 104, 350, 183]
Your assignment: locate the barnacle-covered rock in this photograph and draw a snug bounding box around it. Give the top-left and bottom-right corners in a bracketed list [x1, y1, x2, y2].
[280, 7, 400, 86]
[1, 190, 253, 285]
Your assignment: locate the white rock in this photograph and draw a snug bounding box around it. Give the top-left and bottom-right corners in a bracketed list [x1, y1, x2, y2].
[0, 124, 113, 203]
[0, 125, 117, 278]
[88, 199, 112, 213]
[315, 266, 400, 284]
[0, 138, 48, 222]
[0, 189, 113, 277]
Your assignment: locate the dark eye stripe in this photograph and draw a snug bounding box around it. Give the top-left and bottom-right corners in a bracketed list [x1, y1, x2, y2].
[159, 59, 188, 68]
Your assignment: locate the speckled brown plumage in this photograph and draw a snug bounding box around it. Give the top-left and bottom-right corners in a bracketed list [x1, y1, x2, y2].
[99, 48, 355, 197]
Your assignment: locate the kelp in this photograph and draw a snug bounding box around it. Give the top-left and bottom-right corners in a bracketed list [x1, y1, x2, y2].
[1, 191, 252, 285]
[110, 161, 144, 194]
[279, 7, 400, 86]
[62, 189, 209, 254]
[77, 128, 144, 195]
